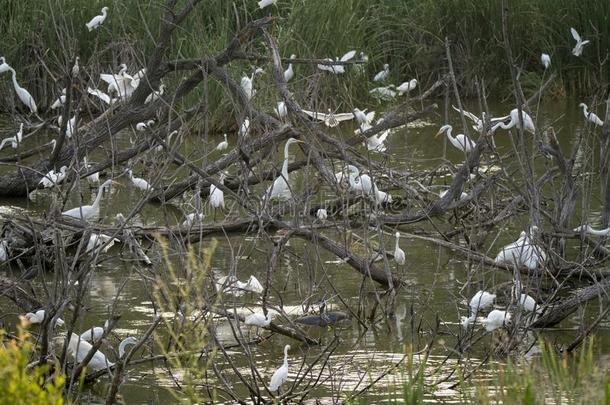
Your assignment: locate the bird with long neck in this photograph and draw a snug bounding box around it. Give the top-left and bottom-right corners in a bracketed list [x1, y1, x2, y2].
[435, 125, 476, 153]
[62, 179, 115, 220]
[8, 68, 37, 113]
[269, 344, 291, 391]
[265, 138, 302, 200]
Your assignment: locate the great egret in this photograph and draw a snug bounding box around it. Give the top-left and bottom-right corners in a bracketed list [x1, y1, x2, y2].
[182, 213, 204, 228]
[51, 88, 67, 109]
[397, 78, 418, 95]
[570, 27, 590, 57]
[436, 125, 476, 153]
[366, 129, 391, 153]
[374, 186, 392, 203]
[481, 310, 511, 332]
[491, 108, 536, 134]
[265, 138, 302, 201]
[245, 311, 275, 327]
[353, 108, 375, 125]
[145, 84, 165, 104]
[68, 334, 137, 372]
[373, 64, 390, 82]
[269, 344, 291, 392]
[39, 166, 68, 188]
[241, 68, 264, 100]
[579, 103, 604, 126]
[86, 7, 109, 31]
[126, 169, 153, 192]
[317, 50, 356, 74]
[72, 57, 80, 76]
[7, 68, 37, 113]
[24, 309, 65, 327]
[369, 85, 396, 100]
[243, 275, 264, 294]
[62, 179, 115, 220]
[86, 233, 119, 255]
[284, 54, 296, 82]
[540, 53, 551, 69]
[574, 224, 610, 236]
[275, 101, 288, 119]
[0, 123, 23, 150]
[209, 173, 226, 209]
[258, 0, 277, 9]
[346, 165, 373, 194]
[301, 109, 354, 127]
[494, 227, 546, 270]
[80, 320, 109, 343]
[216, 134, 229, 151]
[87, 87, 114, 105]
[316, 208, 328, 220]
[517, 293, 541, 314]
[394, 232, 406, 265]
[461, 290, 496, 328]
[239, 118, 250, 137]
[0, 57, 9, 73]
[83, 157, 100, 184]
[100, 64, 135, 99]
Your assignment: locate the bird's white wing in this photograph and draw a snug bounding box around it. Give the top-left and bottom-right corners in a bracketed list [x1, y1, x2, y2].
[365, 111, 375, 122]
[451, 105, 480, 123]
[340, 50, 357, 62]
[100, 73, 121, 85]
[301, 109, 329, 121]
[333, 112, 355, 122]
[87, 88, 112, 104]
[570, 27, 581, 42]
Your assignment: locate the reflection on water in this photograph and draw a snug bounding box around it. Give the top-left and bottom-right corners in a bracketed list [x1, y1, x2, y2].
[1, 100, 609, 403]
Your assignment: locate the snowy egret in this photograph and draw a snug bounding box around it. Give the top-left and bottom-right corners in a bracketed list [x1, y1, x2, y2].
[394, 232, 406, 265]
[346, 165, 373, 194]
[481, 310, 511, 332]
[269, 344, 290, 392]
[100, 64, 136, 99]
[216, 134, 229, 151]
[241, 68, 263, 100]
[50, 88, 67, 109]
[579, 103, 604, 126]
[397, 78, 418, 95]
[353, 108, 375, 125]
[80, 320, 110, 343]
[245, 311, 275, 327]
[24, 309, 65, 327]
[0, 123, 23, 150]
[574, 224, 610, 236]
[517, 293, 541, 314]
[258, 0, 277, 9]
[436, 125, 476, 153]
[86, 7, 109, 31]
[7, 68, 37, 113]
[126, 169, 153, 192]
[86, 233, 119, 255]
[373, 64, 390, 82]
[491, 108, 536, 134]
[182, 213, 204, 228]
[366, 129, 391, 153]
[145, 84, 164, 104]
[570, 27, 590, 57]
[540, 53, 551, 69]
[275, 101, 288, 119]
[209, 173, 226, 209]
[316, 208, 328, 220]
[265, 138, 302, 200]
[284, 54, 296, 82]
[239, 118, 250, 137]
[301, 109, 354, 127]
[243, 275, 264, 294]
[39, 166, 68, 188]
[68, 334, 137, 372]
[494, 227, 546, 270]
[72, 57, 80, 76]
[317, 50, 356, 74]
[62, 179, 115, 220]
[461, 290, 496, 328]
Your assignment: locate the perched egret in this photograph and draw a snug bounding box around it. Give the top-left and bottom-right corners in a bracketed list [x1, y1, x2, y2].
[397, 78, 418, 95]
[481, 310, 511, 332]
[570, 28, 590, 57]
[83, 157, 100, 184]
[80, 320, 110, 343]
[86, 233, 119, 255]
[258, 0, 277, 9]
[579, 103, 604, 126]
[353, 108, 375, 125]
[346, 165, 373, 194]
[283, 54, 296, 82]
[239, 118, 250, 137]
[275, 101, 288, 119]
[241, 68, 264, 100]
[0, 57, 9, 73]
[0, 123, 23, 150]
[24, 309, 65, 327]
[374, 186, 392, 203]
[245, 311, 275, 327]
[145, 84, 165, 104]
[436, 125, 476, 153]
[87, 87, 114, 105]
[243, 275, 264, 294]
[491, 108, 536, 134]
[39, 166, 68, 188]
[182, 213, 204, 228]
[541, 53, 551, 69]
[394, 232, 406, 265]
[100, 64, 136, 99]
[209, 173, 226, 209]
[517, 293, 541, 314]
[86, 7, 109, 31]
[51, 88, 67, 109]
[494, 227, 546, 270]
[72, 57, 80, 76]
[301, 109, 354, 127]
[373, 64, 390, 82]
[574, 224, 610, 236]
[216, 134, 229, 151]
[369, 85, 396, 100]
[7, 68, 37, 113]
[317, 50, 356, 74]
[269, 344, 291, 392]
[62, 179, 115, 220]
[316, 208, 328, 221]
[461, 290, 496, 328]
[265, 138, 302, 201]
[68, 334, 137, 372]
[126, 169, 153, 192]
[63, 115, 77, 138]
[366, 129, 391, 153]
[136, 121, 152, 131]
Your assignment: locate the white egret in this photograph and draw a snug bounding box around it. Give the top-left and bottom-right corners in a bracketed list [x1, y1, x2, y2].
[0, 240, 7, 262]
[24, 309, 65, 327]
[136, 121, 152, 131]
[64, 115, 77, 138]
[126, 169, 153, 192]
[243, 275, 264, 294]
[316, 208, 328, 221]
[245, 311, 275, 327]
[283, 54, 296, 82]
[346, 165, 373, 194]
[49, 139, 57, 153]
[374, 186, 392, 203]
[373, 64, 390, 82]
[269, 344, 291, 392]
[275, 101, 288, 119]
[39, 166, 68, 188]
[491, 108, 536, 134]
[72, 57, 80, 76]
[481, 310, 511, 332]
[369, 85, 396, 100]
[7, 68, 37, 113]
[317, 50, 356, 74]
[436, 125, 476, 153]
[495, 227, 546, 270]
[79, 321, 110, 343]
[240, 68, 263, 100]
[209, 173, 226, 209]
[68, 334, 137, 372]
[87, 87, 114, 105]
[100, 64, 136, 99]
[86, 233, 119, 255]
[216, 134, 229, 151]
[397, 78, 418, 95]
[541, 53, 551, 69]
[439, 189, 468, 201]
[579, 103, 604, 126]
[239, 118, 250, 137]
[265, 138, 302, 201]
[0, 123, 23, 150]
[366, 129, 391, 153]
[83, 157, 100, 184]
[51, 88, 67, 109]
[0, 57, 9, 73]
[62, 179, 115, 220]
[461, 290, 496, 328]
[86, 7, 109, 31]
[574, 224, 610, 236]
[517, 293, 541, 314]
[258, 0, 277, 9]
[394, 232, 406, 265]
[301, 109, 354, 127]
[353, 108, 375, 125]
[145, 84, 165, 104]
[570, 27, 590, 57]
[182, 213, 204, 228]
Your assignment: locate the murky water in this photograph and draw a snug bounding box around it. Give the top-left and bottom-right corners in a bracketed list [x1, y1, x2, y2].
[1, 99, 609, 403]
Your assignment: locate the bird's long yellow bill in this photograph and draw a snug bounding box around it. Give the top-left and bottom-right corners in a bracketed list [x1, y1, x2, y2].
[435, 131, 443, 138]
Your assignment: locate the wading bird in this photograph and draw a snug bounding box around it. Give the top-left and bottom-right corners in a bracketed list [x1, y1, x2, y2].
[570, 27, 590, 57]
[239, 118, 250, 137]
[284, 54, 296, 82]
[79, 320, 110, 343]
[394, 232, 406, 265]
[86, 233, 119, 255]
[373, 64, 390, 82]
[39, 166, 68, 188]
[436, 125, 476, 153]
[145, 84, 164, 104]
[491, 108, 536, 134]
[461, 290, 496, 328]
[0, 123, 23, 150]
[265, 138, 302, 200]
[209, 173, 226, 209]
[62, 179, 116, 220]
[25, 309, 65, 327]
[494, 227, 546, 270]
[579, 103, 604, 126]
[0, 57, 9, 73]
[481, 310, 511, 332]
[126, 169, 153, 191]
[7, 67, 37, 113]
[87, 87, 114, 105]
[216, 134, 229, 151]
[269, 344, 291, 392]
[275, 101, 288, 119]
[397, 78, 418, 95]
[245, 311, 275, 327]
[68, 334, 137, 371]
[353, 108, 375, 125]
[574, 224, 610, 236]
[540, 53, 551, 69]
[51, 88, 67, 109]
[86, 7, 109, 31]
[182, 213, 203, 228]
